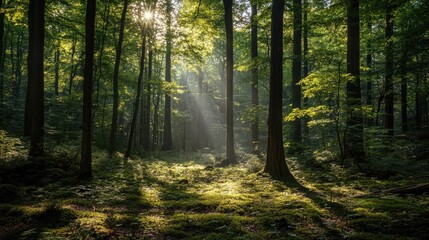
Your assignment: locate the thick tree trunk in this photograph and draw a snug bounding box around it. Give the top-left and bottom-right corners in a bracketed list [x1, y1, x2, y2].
[384, 6, 394, 134]
[80, 0, 96, 179]
[264, 0, 297, 183]
[125, 31, 146, 159]
[291, 0, 302, 147]
[345, 0, 365, 168]
[109, 0, 128, 157]
[251, 3, 259, 153]
[162, 0, 173, 150]
[223, 0, 237, 164]
[28, 0, 45, 157]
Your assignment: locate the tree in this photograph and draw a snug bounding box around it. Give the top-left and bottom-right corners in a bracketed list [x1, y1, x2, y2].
[27, 0, 45, 157]
[291, 0, 302, 148]
[80, 0, 96, 179]
[264, 0, 297, 183]
[125, 28, 146, 159]
[109, 0, 129, 157]
[345, 0, 365, 168]
[0, 0, 4, 102]
[302, 0, 309, 137]
[384, 5, 394, 135]
[251, 1, 259, 153]
[162, 0, 173, 150]
[223, 0, 237, 164]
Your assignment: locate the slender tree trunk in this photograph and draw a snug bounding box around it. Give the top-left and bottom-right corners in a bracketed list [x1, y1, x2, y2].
[95, 0, 110, 105]
[141, 35, 152, 150]
[384, 6, 394, 134]
[223, 0, 236, 163]
[28, 0, 45, 157]
[291, 0, 302, 147]
[153, 89, 160, 149]
[125, 30, 146, 159]
[24, 1, 34, 136]
[302, 0, 309, 138]
[264, 0, 297, 183]
[14, 31, 23, 103]
[54, 48, 60, 95]
[162, 0, 173, 150]
[416, 70, 422, 129]
[345, 0, 365, 167]
[0, 0, 4, 101]
[80, 0, 96, 179]
[109, 0, 128, 157]
[400, 48, 408, 132]
[251, 2, 259, 153]
[366, 20, 373, 125]
[69, 34, 76, 94]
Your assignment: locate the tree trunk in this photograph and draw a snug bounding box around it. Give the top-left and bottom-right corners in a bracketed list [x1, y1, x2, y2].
[302, 0, 309, 138]
[69, 34, 76, 94]
[125, 30, 146, 159]
[95, 0, 110, 105]
[251, 2, 259, 153]
[162, 0, 173, 150]
[24, 1, 34, 137]
[28, 0, 45, 157]
[345, 0, 365, 167]
[400, 48, 408, 132]
[366, 20, 373, 126]
[141, 35, 152, 150]
[54, 48, 60, 95]
[384, 6, 394, 134]
[291, 0, 302, 147]
[416, 70, 421, 129]
[223, 0, 236, 164]
[264, 0, 297, 183]
[0, 0, 4, 101]
[80, 0, 96, 179]
[109, 0, 128, 157]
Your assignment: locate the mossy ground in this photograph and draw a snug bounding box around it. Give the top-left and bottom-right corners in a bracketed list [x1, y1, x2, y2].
[0, 145, 428, 239]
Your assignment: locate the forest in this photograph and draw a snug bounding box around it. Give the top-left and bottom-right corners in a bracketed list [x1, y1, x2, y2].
[0, 0, 428, 239]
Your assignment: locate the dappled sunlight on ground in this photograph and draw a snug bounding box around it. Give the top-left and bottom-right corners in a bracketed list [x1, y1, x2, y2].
[0, 151, 428, 239]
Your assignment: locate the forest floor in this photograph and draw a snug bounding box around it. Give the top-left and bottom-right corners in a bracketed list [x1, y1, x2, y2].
[0, 142, 428, 239]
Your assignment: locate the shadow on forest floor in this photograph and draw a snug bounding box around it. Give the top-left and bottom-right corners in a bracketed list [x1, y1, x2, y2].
[0, 150, 428, 239]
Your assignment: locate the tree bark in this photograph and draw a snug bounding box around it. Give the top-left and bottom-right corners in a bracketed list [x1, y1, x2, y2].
[251, 2, 259, 153]
[109, 0, 128, 157]
[141, 33, 152, 150]
[54, 48, 60, 95]
[162, 0, 173, 150]
[291, 0, 302, 147]
[384, 6, 394, 134]
[125, 30, 146, 159]
[24, 0, 34, 137]
[0, 0, 4, 101]
[80, 0, 96, 179]
[400, 48, 408, 132]
[264, 0, 297, 183]
[302, 0, 309, 138]
[345, 0, 365, 167]
[223, 0, 237, 164]
[366, 20, 373, 126]
[28, 0, 45, 157]
[68, 34, 76, 94]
